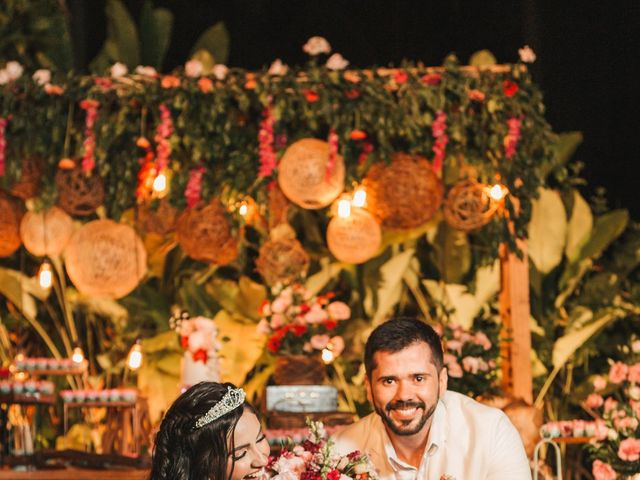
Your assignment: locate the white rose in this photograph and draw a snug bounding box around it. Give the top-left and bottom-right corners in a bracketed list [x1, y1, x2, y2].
[353, 463, 369, 475]
[303, 36, 331, 56]
[134, 65, 158, 77]
[5, 61, 23, 80]
[0, 70, 10, 85]
[212, 64, 228, 80]
[268, 58, 288, 76]
[326, 53, 349, 71]
[185, 59, 203, 78]
[518, 45, 536, 63]
[111, 62, 128, 78]
[32, 69, 51, 85]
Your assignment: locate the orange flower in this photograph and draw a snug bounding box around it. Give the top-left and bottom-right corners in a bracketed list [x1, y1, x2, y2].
[44, 84, 64, 95]
[394, 70, 408, 84]
[197, 77, 213, 93]
[343, 71, 361, 83]
[58, 158, 76, 170]
[161, 75, 181, 89]
[244, 78, 257, 90]
[303, 89, 319, 102]
[421, 73, 442, 85]
[79, 99, 99, 110]
[350, 130, 367, 141]
[468, 89, 486, 102]
[136, 137, 151, 149]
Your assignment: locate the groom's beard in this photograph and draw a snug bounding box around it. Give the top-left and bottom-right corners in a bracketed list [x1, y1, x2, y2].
[374, 398, 437, 436]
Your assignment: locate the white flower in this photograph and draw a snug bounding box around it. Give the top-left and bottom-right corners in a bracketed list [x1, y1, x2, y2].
[111, 62, 128, 78]
[212, 64, 228, 80]
[32, 69, 51, 85]
[5, 61, 23, 80]
[268, 58, 288, 76]
[303, 36, 331, 56]
[185, 59, 204, 78]
[353, 463, 369, 475]
[0, 70, 11, 85]
[134, 65, 158, 77]
[632, 339, 640, 353]
[518, 45, 536, 63]
[326, 53, 349, 71]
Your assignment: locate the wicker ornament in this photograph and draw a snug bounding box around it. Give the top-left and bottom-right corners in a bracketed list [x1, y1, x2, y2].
[10, 157, 43, 200]
[55, 166, 105, 216]
[256, 238, 310, 286]
[176, 200, 238, 265]
[0, 192, 23, 257]
[443, 179, 498, 232]
[64, 219, 147, 298]
[19, 206, 74, 257]
[277, 138, 345, 209]
[268, 184, 290, 230]
[326, 208, 382, 264]
[137, 200, 177, 236]
[364, 153, 443, 229]
[273, 354, 326, 385]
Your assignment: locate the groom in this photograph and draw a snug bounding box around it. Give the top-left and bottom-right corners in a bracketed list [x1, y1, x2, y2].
[332, 317, 531, 480]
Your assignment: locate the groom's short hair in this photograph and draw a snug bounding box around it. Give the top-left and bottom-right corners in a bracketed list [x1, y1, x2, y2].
[364, 317, 444, 376]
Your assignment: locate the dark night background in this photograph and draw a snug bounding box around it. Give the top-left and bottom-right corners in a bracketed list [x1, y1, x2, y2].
[74, 1, 640, 218]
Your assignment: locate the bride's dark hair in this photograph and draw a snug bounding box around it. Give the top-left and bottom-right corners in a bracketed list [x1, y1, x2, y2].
[149, 381, 258, 480]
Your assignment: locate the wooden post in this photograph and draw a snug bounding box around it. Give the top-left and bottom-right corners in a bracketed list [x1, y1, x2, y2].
[499, 239, 533, 404]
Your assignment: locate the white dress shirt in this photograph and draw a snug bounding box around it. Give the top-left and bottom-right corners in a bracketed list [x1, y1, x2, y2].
[332, 390, 531, 480]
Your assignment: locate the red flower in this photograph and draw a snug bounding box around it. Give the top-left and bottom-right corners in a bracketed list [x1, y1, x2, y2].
[301, 472, 321, 480]
[180, 336, 189, 349]
[299, 304, 311, 314]
[327, 469, 341, 480]
[345, 88, 361, 99]
[267, 335, 282, 353]
[502, 80, 519, 97]
[323, 319, 338, 331]
[302, 440, 321, 453]
[303, 89, 319, 102]
[192, 349, 208, 363]
[394, 70, 408, 84]
[421, 73, 442, 86]
[347, 450, 362, 460]
[292, 324, 308, 337]
[259, 299, 270, 315]
[198, 77, 213, 93]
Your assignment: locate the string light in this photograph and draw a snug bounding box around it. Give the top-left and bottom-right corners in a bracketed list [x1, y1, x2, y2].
[352, 187, 367, 208]
[152, 172, 167, 193]
[72, 346, 85, 364]
[321, 348, 335, 364]
[127, 341, 143, 370]
[38, 260, 53, 289]
[489, 183, 507, 201]
[337, 199, 351, 218]
[238, 202, 248, 217]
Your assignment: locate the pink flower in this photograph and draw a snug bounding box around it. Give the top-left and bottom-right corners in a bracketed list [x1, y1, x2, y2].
[187, 330, 207, 352]
[614, 416, 638, 433]
[518, 45, 537, 63]
[604, 397, 618, 413]
[328, 336, 345, 356]
[447, 361, 463, 378]
[212, 64, 228, 81]
[310, 334, 330, 350]
[110, 62, 128, 78]
[474, 332, 492, 350]
[593, 375, 608, 391]
[303, 36, 331, 56]
[135, 65, 158, 77]
[32, 69, 51, 85]
[462, 356, 481, 374]
[609, 361, 629, 384]
[628, 363, 640, 383]
[618, 438, 640, 462]
[272, 296, 292, 314]
[270, 313, 286, 329]
[268, 59, 288, 76]
[445, 339, 463, 354]
[327, 301, 350, 320]
[592, 460, 616, 480]
[326, 53, 349, 70]
[257, 319, 270, 335]
[585, 393, 604, 409]
[192, 316, 216, 333]
[185, 59, 203, 78]
[594, 419, 609, 441]
[304, 304, 328, 323]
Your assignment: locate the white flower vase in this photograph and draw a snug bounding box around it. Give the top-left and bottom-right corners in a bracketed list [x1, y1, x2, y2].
[180, 350, 220, 390]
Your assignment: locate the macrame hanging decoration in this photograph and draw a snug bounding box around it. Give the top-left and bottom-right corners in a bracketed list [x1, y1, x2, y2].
[0, 192, 23, 257]
[64, 219, 147, 298]
[176, 199, 238, 265]
[443, 179, 499, 232]
[364, 153, 443, 229]
[277, 138, 345, 209]
[55, 166, 105, 216]
[136, 199, 178, 236]
[256, 237, 310, 286]
[20, 206, 74, 257]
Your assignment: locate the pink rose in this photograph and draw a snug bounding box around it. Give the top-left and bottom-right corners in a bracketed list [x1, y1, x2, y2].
[585, 393, 604, 409]
[310, 334, 330, 350]
[212, 64, 228, 80]
[270, 313, 286, 329]
[443, 353, 457, 366]
[609, 361, 628, 384]
[302, 36, 331, 56]
[185, 59, 203, 78]
[604, 397, 618, 413]
[618, 437, 640, 462]
[326, 53, 349, 70]
[614, 416, 638, 433]
[445, 340, 463, 354]
[474, 332, 492, 350]
[628, 363, 640, 383]
[187, 331, 207, 352]
[328, 336, 345, 356]
[302, 342, 313, 353]
[447, 361, 463, 378]
[593, 375, 607, 391]
[327, 301, 351, 320]
[594, 419, 609, 441]
[305, 304, 328, 323]
[631, 399, 640, 418]
[462, 356, 481, 374]
[272, 296, 291, 313]
[268, 59, 288, 76]
[257, 319, 270, 335]
[592, 460, 616, 480]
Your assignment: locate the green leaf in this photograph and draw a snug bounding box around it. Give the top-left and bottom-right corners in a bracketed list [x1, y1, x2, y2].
[139, 1, 173, 69]
[528, 188, 567, 274]
[540, 132, 583, 179]
[371, 248, 415, 326]
[469, 50, 497, 68]
[90, 0, 140, 72]
[564, 190, 593, 263]
[431, 222, 471, 283]
[306, 258, 344, 296]
[190, 49, 216, 74]
[191, 21, 229, 65]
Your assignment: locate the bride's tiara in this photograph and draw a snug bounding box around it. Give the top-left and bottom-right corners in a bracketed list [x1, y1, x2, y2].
[194, 386, 246, 429]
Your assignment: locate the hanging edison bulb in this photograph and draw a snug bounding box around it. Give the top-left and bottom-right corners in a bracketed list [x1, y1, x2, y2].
[38, 259, 53, 289]
[127, 341, 143, 370]
[72, 346, 85, 364]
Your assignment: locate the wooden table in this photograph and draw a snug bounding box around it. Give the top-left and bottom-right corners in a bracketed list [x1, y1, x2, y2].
[0, 468, 148, 479]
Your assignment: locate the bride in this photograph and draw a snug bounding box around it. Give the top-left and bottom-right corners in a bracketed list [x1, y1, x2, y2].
[149, 381, 270, 480]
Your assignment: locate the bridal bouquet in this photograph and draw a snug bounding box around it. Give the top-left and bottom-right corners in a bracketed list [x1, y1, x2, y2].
[268, 420, 377, 480]
[170, 311, 220, 363]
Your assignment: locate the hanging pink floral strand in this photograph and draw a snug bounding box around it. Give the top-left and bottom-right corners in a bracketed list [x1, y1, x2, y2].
[155, 103, 173, 172]
[80, 99, 100, 174]
[185, 166, 206, 208]
[504, 116, 523, 160]
[431, 111, 448, 174]
[327, 128, 339, 179]
[0, 117, 7, 177]
[258, 105, 277, 178]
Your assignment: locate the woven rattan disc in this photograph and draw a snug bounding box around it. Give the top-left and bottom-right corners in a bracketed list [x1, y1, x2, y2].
[268, 184, 290, 230]
[0, 192, 23, 257]
[326, 208, 382, 264]
[20, 206, 74, 257]
[443, 179, 498, 232]
[277, 138, 345, 209]
[176, 200, 238, 265]
[136, 200, 177, 236]
[364, 153, 443, 229]
[10, 157, 43, 200]
[256, 237, 310, 286]
[55, 166, 105, 216]
[64, 219, 147, 298]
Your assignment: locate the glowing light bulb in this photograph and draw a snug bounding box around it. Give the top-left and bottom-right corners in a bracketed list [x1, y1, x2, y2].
[337, 199, 351, 218]
[321, 348, 335, 364]
[352, 188, 367, 208]
[489, 184, 507, 201]
[238, 202, 248, 216]
[127, 342, 143, 370]
[153, 172, 167, 193]
[38, 261, 53, 289]
[72, 346, 84, 364]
